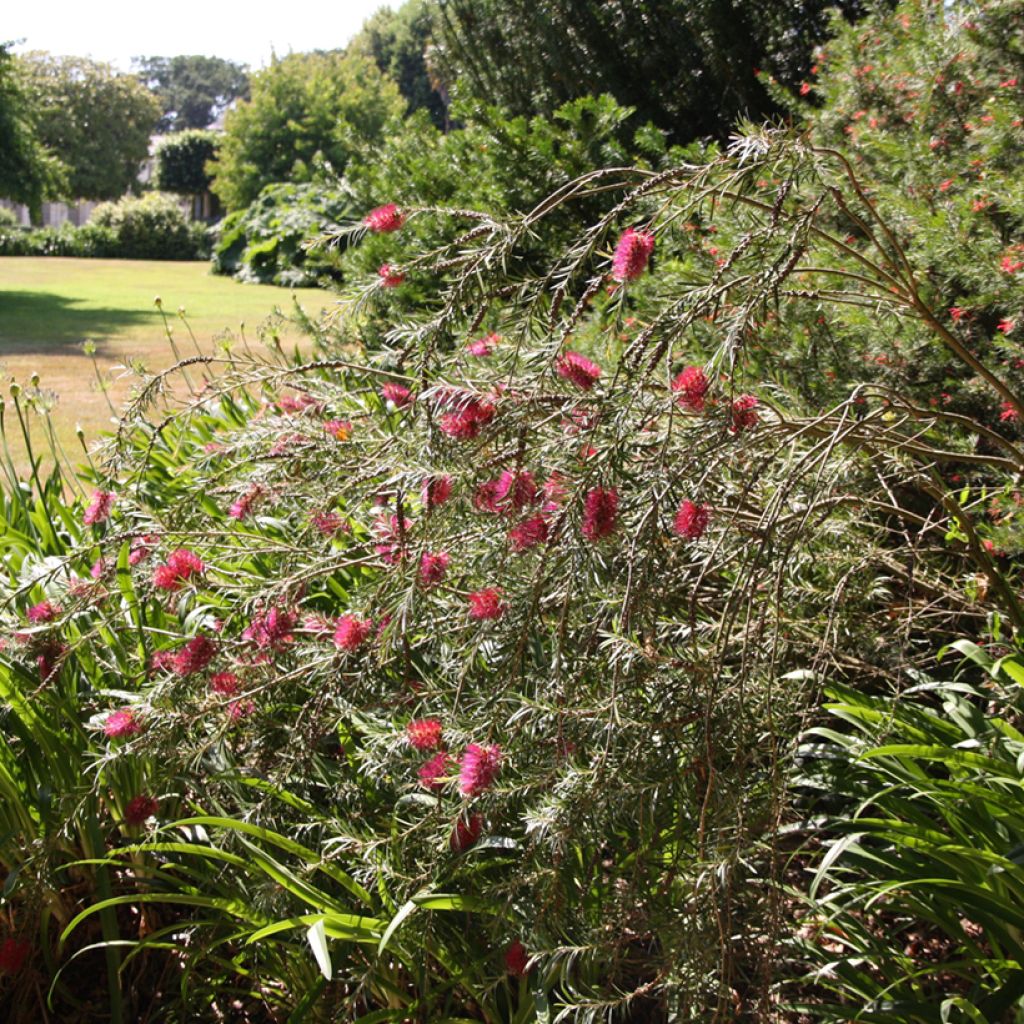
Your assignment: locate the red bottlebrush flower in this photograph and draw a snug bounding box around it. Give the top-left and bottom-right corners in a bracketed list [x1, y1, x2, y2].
[581, 487, 619, 542]
[998, 319, 1015, 334]
[378, 263, 405, 287]
[229, 484, 263, 520]
[949, 306, 968, 323]
[1002, 256, 1024, 275]
[494, 470, 539, 512]
[363, 203, 406, 233]
[671, 366, 710, 411]
[505, 939, 529, 977]
[103, 707, 141, 739]
[467, 332, 500, 356]
[474, 479, 504, 513]
[37, 642, 66, 682]
[543, 473, 567, 509]
[150, 649, 177, 673]
[90, 557, 108, 579]
[458, 743, 501, 797]
[418, 751, 452, 791]
[124, 794, 158, 826]
[509, 514, 549, 552]
[324, 419, 352, 441]
[1000, 401, 1019, 422]
[374, 512, 411, 565]
[303, 613, 335, 637]
[611, 227, 655, 282]
[152, 549, 204, 592]
[556, 350, 602, 391]
[27, 600, 59, 624]
[172, 636, 217, 677]
[438, 397, 496, 440]
[799, 82, 812, 96]
[468, 587, 506, 621]
[381, 382, 413, 407]
[674, 500, 710, 540]
[406, 717, 443, 750]
[277, 392, 320, 414]
[450, 812, 483, 852]
[210, 671, 241, 696]
[243, 607, 297, 652]
[311, 510, 344, 536]
[129, 534, 158, 566]
[422, 475, 452, 510]
[334, 614, 372, 652]
[83, 489, 116, 526]
[730, 394, 760, 433]
[227, 698, 255, 722]
[419, 551, 450, 588]
[0, 938, 30, 975]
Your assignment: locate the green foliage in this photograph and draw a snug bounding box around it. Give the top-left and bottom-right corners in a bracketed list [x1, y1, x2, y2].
[89, 193, 208, 260]
[211, 182, 352, 285]
[792, 643, 1024, 1021]
[208, 51, 404, 211]
[18, 52, 160, 202]
[0, 221, 117, 258]
[0, 43, 66, 217]
[348, 0, 447, 127]
[132, 54, 249, 132]
[154, 129, 219, 195]
[0, 207, 19, 228]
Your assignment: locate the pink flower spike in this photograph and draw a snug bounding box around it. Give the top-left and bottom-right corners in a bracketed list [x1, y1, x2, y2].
[556, 351, 602, 391]
[381, 382, 413, 407]
[674, 500, 710, 540]
[334, 614, 372, 652]
[505, 939, 529, 977]
[103, 707, 142, 739]
[27, 600, 60, 624]
[730, 394, 760, 433]
[468, 587, 506, 621]
[324, 419, 352, 441]
[171, 636, 217, 677]
[363, 203, 406, 233]
[611, 227, 655, 282]
[124, 795, 158, 826]
[581, 487, 619, 542]
[467, 333, 500, 357]
[379, 263, 405, 287]
[419, 550, 450, 588]
[210, 671, 241, 696]
[509, 514, 549, 552]
[311, 510, 344, 536]
[422, 475, 453, 510]
[406, 717, 443, 751]
[418, 751, 452, 791]
[450, 812, 483, 852]
[458, 743, 501, 797]
[152, 549, 205, 592]
[671, 366, 710, 412]
[83, 489, 116, 526]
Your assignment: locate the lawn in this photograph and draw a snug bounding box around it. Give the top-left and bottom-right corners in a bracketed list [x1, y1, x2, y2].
[0, 257, 332, 471]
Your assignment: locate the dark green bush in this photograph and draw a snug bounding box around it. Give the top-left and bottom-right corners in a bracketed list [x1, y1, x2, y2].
[90, 192, 200, 260]
[154, 129, 219, 195]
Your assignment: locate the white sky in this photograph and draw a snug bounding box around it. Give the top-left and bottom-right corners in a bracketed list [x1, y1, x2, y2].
[8, 0, 398, 70]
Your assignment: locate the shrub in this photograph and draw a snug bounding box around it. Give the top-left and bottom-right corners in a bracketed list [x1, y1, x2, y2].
[89, 192, 198, 260]
[0, 206, 19, 228]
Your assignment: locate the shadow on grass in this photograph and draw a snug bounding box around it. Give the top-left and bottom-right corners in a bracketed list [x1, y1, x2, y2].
[0, 290, 158, 351]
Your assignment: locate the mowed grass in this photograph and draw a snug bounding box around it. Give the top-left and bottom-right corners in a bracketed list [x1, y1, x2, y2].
[0, 257, 332, 471]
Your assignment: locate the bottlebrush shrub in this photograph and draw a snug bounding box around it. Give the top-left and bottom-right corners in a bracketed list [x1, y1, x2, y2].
[23, 127, 1024, 1021]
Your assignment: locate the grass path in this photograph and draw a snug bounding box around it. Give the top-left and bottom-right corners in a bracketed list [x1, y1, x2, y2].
[0, 257, 331, 469]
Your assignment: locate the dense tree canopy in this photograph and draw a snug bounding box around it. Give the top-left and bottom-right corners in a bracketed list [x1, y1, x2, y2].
[19, 53, 160, 201]
[154, 129, 219, 195]
[207, 51, 404, 211]
[133, 55, 249, 132]
[0, 44, 65, 217]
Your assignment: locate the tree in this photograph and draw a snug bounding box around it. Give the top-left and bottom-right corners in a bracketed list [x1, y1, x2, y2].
[20, 53, 161, 201]
[133, 55, 249, 132]
[155, 129, 219, 195]
[432, 0, 876, 143]
[207, 51, 404, 211]
[347, 0, 447, 128]
[0, 44, 65, 218]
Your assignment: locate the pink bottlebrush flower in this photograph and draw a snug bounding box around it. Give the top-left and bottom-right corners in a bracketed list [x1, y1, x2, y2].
[674, 500, 710, 540]
[450, 812, 483, 852]
[103, 707, 142, 739]
[83, 489, 116, 526]
[210, 671, 241, 696]
[494, 470, 539, 513]
[467, 332, 500, 357]
[27, 601, 60, 624]
[381, 382, 413, 407]
[439, 405, 491, 440]
[378, 263, 405, 287]
[468, 587, 506, 621]
[374, 512, 411, 565]
[90, 558, 108, 579]
[123, 794, 158, 826]
[152, 549, 205, 592]
[418, 751, 452, 791]
[474, 479, 504, 514]
[277, 392, 320, 414]
[406, 717, 443, 751]
[556, 351, 602, 391]
[581, 487, 619, 542]
[1000, 401, 1020, 422]
[242, 607, 297, 652]
[671, 366, 710, 412]
[334, 614, 372, 652]
[269, 432, 309, 455]
[324, 419, 352, 441]
[311, 510, 345, 536]
[0, 938, 31, 975]
[543, 473, 567, 509]
[150, 649, 177, 672]
[1002, 255, 1024, 275]
[611, 227, 655, 282]
[363, 203, 406, 233]
[303, 613, 336, 637]
[458, 743, 501, 797]
[949, 306, 968, 323]
[730, 394, 760, 433]
[505, 939, 529, 977]
[227, 698, 255, 722]
[422, 475, 453, 510]
[419, 551, 450, 588]
[171, 636, 217, 677]
[229, 484, 263, 521]
[129, 534, 158, 566]
[998, 319, 1015, 334]
[509, 514, 549, 552]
